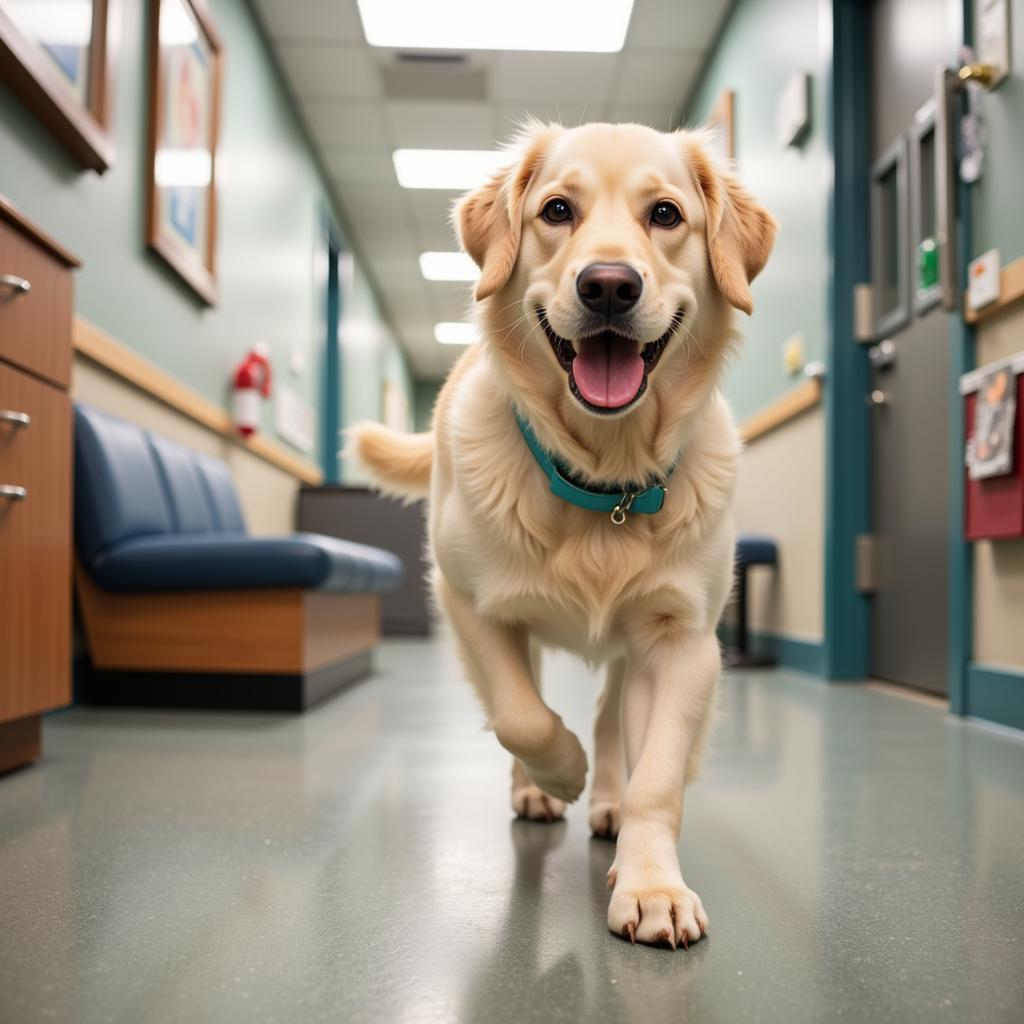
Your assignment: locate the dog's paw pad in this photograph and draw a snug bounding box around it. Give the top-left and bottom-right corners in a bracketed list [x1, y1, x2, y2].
[588, 800, 621, 838]
[608, 886, 708, 949]
[512, 784, 566, 822]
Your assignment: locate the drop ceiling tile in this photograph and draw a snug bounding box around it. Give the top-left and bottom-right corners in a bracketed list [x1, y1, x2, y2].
[276, 43, 380, 100]
[252, 0, 363, 42]
[340, 214, 419, 260]
[615, 51, 701, 106]
[386, 101, 498, 149]
[429, 282, 476, 320]
[625, 0, 729, 52]
[335, 181, 410, 227]
[496, 101, 592, 135]
[324, 148, 395, 184]
[301, 100, 388, 147]
[492, 53, 617, 104]
[605, 101, 681, 131]
[406, 189, 460, 246]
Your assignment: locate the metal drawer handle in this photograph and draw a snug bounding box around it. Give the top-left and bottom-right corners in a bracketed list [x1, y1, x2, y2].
[0, 409, 31, 427]
[0, 484, 28, 501]
[0, 274, 31, 295]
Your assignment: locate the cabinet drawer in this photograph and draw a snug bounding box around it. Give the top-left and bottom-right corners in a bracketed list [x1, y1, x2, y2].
[0, 215, 74, 389]
[0, 361, 72, 720]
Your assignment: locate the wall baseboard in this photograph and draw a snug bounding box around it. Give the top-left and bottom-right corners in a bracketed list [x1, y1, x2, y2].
[965, 663, 1024, 732]
[719, 624, 826, 676]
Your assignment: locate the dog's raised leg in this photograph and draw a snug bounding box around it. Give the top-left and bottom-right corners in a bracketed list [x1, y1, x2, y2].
[589, 658, 625, 838]
[511, 642, 568, 821]
[606, 630, 717, 948]
[437, 576, 587, 804]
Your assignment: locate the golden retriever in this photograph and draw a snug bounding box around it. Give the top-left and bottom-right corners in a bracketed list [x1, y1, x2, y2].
[350, 121, 776, 949]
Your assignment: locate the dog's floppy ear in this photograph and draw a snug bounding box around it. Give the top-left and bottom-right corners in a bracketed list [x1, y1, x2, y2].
[455, 124, 559, 301]
[686, 134, 777, 315]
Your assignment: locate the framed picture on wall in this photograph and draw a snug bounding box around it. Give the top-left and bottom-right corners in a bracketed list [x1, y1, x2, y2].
[0, 0, 118, 171]
[145, 0, 223, 305]
[706, 88, 735, 163]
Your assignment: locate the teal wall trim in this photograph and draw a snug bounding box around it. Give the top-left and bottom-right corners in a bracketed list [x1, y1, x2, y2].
[965, 664, 1024, 731]
[948, 0, 975, 714]
[822, 0, 872, 679]
[748, 632, 827, 676]
[719, 624, 826, 676]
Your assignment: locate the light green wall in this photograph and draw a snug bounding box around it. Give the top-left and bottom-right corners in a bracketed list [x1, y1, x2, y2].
[0, 0, 411, 466]
[972, 0, 1024, 260]
[686, 0, 831, 420]
[338, 253, 414, 483]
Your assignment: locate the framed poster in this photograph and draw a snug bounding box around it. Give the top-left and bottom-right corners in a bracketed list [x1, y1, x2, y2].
[145, 0, 223, 305]
[707, 88, 735, 163]
[0, 0, 118, 171]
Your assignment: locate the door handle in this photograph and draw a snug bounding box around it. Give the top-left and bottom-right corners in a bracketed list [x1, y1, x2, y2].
[0, 410, 31, 427]
[869, 339, 896, 370]
[866, 390, 889, 407]
[957, 62, 996, 87]
[0, 484, 28, 501]
[0, 274, 31, 295]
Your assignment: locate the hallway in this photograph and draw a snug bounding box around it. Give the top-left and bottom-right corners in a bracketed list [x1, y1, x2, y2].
[1, 641, 1022, 1023]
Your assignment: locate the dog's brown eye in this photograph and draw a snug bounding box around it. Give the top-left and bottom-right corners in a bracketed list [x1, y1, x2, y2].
[541, 198, 573, 224]
[651, 201, 682, 228]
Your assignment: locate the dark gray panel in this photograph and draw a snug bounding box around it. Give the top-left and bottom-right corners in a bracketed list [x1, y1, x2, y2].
[869, 0, 954, 695]
[299, 487, 433, 636]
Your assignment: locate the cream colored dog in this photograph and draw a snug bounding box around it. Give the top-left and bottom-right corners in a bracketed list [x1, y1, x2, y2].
[350, 122, 775, 949]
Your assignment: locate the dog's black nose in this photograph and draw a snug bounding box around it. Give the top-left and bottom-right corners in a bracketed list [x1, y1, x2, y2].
[576, 263, 643, 318]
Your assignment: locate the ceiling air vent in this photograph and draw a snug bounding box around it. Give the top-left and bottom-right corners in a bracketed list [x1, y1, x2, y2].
[381, 55, 487, 101]
[396, 52, 466, 65]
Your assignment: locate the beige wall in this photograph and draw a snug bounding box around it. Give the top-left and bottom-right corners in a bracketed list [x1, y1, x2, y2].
[72, 357, 301, 537]
[972, 302, 1024, 669]
[733, 405, 825, 641]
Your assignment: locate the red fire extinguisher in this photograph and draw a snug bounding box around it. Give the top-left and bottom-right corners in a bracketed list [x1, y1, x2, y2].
[232, 344, 272, 437]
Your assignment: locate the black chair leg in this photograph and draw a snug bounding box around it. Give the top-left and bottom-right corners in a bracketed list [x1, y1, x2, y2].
[724, 562, 777, 669]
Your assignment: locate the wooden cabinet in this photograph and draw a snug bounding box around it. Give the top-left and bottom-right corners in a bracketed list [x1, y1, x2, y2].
[0, 195, 78, 774]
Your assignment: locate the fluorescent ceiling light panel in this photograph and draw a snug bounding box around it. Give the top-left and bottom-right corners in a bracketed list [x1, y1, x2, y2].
[394, 149, 505, 191]
[434, 322, 478, 345]
[357, 0, 634, 52]
[419, 252, 479, 282]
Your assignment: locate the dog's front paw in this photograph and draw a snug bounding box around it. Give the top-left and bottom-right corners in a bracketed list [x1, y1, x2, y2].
[607, 883, 708, 949]
[588, 799, 621, 838]
[512, 783, 566, 821]
[522, 726, 587, 803]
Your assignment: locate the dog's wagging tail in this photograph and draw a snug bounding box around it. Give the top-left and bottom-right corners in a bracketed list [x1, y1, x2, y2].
[347, 423, 433, 501]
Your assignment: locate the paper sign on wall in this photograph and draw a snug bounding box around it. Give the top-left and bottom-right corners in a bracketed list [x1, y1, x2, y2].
[276, 384, 315, 453]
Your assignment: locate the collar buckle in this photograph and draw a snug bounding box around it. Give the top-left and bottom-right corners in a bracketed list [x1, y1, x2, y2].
[610, 491, 637, 526]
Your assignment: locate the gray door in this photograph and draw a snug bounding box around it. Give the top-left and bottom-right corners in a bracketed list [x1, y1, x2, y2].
[868, 0, 957, 695]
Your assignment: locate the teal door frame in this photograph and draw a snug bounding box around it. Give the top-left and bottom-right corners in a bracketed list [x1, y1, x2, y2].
[321, 228, 343, 484]
[823, 0, 974, 700]
[822, 0, 872, 680]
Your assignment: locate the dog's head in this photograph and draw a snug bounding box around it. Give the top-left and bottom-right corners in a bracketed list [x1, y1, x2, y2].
[455, 122, 776, 421]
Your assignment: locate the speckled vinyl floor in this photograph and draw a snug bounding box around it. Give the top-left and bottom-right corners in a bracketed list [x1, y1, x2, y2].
[1, 639, 1023, 1024]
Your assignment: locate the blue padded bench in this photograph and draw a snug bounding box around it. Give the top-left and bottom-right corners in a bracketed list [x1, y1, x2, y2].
[73, 403, 403, 710]
[724, 534, 779, 669]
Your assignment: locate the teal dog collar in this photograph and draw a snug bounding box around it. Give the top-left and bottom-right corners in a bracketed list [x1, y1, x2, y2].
[514, 410, 675, 525]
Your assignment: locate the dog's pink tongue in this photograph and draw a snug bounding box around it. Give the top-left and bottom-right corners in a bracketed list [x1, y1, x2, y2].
[572, 335, 645, 409]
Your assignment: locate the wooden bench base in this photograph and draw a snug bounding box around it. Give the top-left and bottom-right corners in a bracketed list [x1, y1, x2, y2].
[76, 651, 373, 711]
[75, 566, 381, 710]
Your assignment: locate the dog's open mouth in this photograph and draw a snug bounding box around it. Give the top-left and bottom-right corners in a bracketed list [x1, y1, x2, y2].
[539, 310, 683, 414]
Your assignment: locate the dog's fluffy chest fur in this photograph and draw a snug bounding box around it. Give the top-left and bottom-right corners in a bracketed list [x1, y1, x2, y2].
[429, 359, 740, 656]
